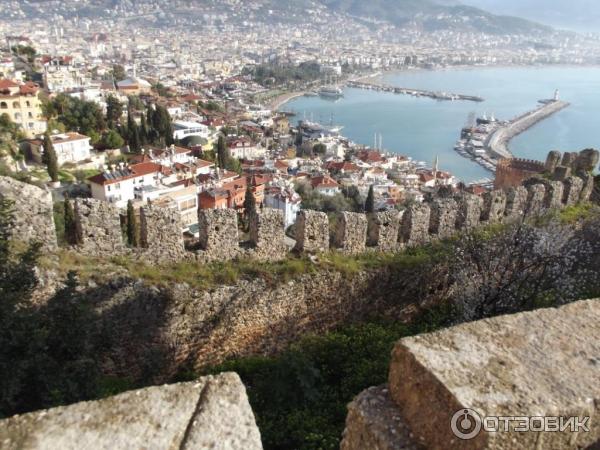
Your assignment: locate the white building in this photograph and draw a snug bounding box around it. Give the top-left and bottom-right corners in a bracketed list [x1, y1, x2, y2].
[173, 121, 210, 141]
[264, 182, 302, 228]
[29, 132, 92, 165]
[227, 137, 266, 160]
[87, 161, 168, 207]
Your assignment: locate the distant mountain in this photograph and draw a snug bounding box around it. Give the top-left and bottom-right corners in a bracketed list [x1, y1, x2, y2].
[316, 0, 553, 34]
[460, 0, 600, 32]
[5, 0, 555, 36]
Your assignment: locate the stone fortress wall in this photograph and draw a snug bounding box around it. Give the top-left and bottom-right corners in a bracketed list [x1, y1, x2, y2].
[0, 150, 598, 265]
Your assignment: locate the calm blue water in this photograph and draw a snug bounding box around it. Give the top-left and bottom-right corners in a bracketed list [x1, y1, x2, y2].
[284, 67, 600, 182]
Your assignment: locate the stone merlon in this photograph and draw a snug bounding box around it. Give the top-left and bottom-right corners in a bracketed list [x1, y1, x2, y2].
[0, 372, 262, 450]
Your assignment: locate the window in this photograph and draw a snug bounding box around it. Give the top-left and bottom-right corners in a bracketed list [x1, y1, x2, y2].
[0, 102, 7, 109]
[12, 101, 19, 108]
[179, 198, 196, 211]
[25, 101, 30, 107]
[28, 112, 33, 118]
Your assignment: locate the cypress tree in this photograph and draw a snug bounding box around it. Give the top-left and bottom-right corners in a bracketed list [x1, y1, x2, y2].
[63, 199, 78, 245]
[127, 110, 141, 153]
[42, 132, 59, 183]
[243, 184, 257, 227]
[126, 200, 139, 247]
[139, 112, 149, 145]
[365, 185, 375, 214]
[217, 135, 230, 169]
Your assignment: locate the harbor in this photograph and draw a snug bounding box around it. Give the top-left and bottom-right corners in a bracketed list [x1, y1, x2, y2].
[346, 80, 485, 102]
[454, 91, 570, 173]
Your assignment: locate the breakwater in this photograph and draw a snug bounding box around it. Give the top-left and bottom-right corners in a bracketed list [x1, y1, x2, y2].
[487, 100, 570, 158]
[346, 80, 484, 102]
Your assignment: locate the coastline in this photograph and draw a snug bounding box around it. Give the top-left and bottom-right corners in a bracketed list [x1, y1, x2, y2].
[270, 91, 307, 111]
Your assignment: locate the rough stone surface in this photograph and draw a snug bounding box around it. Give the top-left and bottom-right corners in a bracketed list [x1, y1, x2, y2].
[429, 199, 457, 239]
[249, 208, 286, 261]
[544, 150, 561, 172]
[563, 176, 584, 206]
[503, 186, 528, 219]
[340, 385, 422, 450]
[455, 193, 482, 230]
[480, 190, 506, 224]
[541, 180, 565, 209]
[371, 210, 402, 252]
[197, 208, 240, 261]
[334, 211, 368, 254]
[74, 198, 125, 255]
[552, 165, 571, 181]
[579, 173, 595, 202]
[574, 148, 599, 174]
[0, 176, 57, 251]
[525, 183, 546, 216]
[388, 300, 600, 450]
[561, 151, 579, 168]
[400, 204, 430, 247]
[0, 372, 263, 450]
[294, 210, 329, 253]
[140, 205, 185, 261]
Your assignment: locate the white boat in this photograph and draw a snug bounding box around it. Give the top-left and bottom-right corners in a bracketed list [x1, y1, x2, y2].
[318, 86, 344, 98]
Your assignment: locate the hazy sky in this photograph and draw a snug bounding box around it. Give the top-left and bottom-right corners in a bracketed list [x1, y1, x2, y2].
[460, 0, 600, 32]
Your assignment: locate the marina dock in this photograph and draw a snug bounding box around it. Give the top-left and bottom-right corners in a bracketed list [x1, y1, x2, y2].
[486, 100, 570, 159]
[454, 96, 570, 173]
[346, 80, 485, 102]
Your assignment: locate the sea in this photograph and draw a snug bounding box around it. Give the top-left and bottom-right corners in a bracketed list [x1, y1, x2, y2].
[283, 66, 600, 182]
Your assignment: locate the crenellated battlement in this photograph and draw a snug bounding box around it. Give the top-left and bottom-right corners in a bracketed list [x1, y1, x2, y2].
[0, 149, 596, 265]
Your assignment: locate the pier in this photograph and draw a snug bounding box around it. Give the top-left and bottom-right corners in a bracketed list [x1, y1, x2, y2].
[346, 80, 485, 102]
[486, 100, 570, 159]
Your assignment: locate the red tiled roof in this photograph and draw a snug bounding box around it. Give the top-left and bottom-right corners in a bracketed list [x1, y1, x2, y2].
[311, 175, 339, 189]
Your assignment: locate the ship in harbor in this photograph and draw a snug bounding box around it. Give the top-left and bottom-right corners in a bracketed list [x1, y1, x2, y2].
[318, 86, 344, 98]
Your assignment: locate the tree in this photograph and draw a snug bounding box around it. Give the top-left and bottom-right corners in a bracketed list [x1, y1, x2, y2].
[112, 64, 126, 82]
[151, 105, 174, 146]
[126, 200, 139, 247]
[64, 199, 78, 245]
[216, 135, 228, 168]
[102, 130, 125, 149]
[139, 113, 149, 145]
[313, 143, 327, 155]
[42, 133, 59, 183]
[127, 110, 141, 153]
[105, 95, 123, 129]
[243, 184, 257, 227]
[365, 185, 375, 213]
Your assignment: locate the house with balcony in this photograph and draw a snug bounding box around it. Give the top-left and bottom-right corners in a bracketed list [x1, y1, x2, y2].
[0, 79, 46, 137]
[26, 132, 92, 165]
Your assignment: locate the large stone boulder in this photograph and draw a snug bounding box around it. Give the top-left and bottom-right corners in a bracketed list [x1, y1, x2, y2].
[0, 372, 262, 450]
[342, 299, 600, 450]
[0, 176, 57, 251]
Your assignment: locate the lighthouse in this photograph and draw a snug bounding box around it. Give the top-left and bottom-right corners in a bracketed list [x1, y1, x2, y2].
[554, 89, 560, 101]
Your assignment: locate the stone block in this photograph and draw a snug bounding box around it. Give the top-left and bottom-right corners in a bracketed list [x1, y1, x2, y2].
[0, 176, 57, 251]
[504, 186, 528, 219]
[544, 150, 561, 172]
[561, 151, 579, 168]
[74, 198, 124, 255]
[294, 210, 329, 253]
[333, 211, 368, 254]
[140, 205, 185, 261]
[455, 193, 482, 230]
[525, 183, 545, 216]
[579, 173, 595, 202]
[480, 190, 506, 223]
[198, 208, 239, 261]
[340, 385, 420, 450]
[542, 180, 565, 209]
[370, 210, 402, 252]
[574, 148, 599, 174]
[552, 165, 571, 181]
[0, 372, 263, 450]
[562, 176, 584, 206]
[429, 198, 457, 239]
[249, 208, 286, 261]
[400, 204, 430, 247]
[388, 300, 600, 450]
